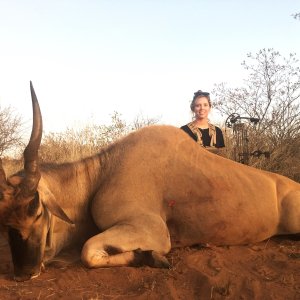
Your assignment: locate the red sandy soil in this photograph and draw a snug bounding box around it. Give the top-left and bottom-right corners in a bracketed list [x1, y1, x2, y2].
[0, 235, 299, 300]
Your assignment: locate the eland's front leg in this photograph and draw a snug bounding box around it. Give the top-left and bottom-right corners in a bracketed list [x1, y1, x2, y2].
[81, 216, 171, 268]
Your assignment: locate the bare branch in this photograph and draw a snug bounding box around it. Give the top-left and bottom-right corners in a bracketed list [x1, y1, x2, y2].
[0, 105, 23, 156]
[292, 13, 300, 20]
[213, 49, 300, 146]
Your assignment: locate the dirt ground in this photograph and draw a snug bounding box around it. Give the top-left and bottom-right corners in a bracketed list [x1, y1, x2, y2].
[0, 235, 299, 300]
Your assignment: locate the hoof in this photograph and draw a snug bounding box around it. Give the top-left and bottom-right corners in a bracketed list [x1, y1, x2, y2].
[131, 249, 171, 269]
[151, 251, 171, 269]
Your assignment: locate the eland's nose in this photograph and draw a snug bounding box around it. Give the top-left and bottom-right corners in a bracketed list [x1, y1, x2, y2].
[14, 273, 32, 282]
[14, 268, 41, 281]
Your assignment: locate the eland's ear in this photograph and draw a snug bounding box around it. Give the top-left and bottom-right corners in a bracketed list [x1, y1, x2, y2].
[38, 181, 74, 225]
[43, 196, 74, 225]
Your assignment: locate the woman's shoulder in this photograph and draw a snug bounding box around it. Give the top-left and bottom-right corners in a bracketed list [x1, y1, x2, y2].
[180, 124, 196, 139]
[210, 124, 223, 132]
[180, 124, 193, 134]
[180, 124, 190, 130]
[215, 125, 223, 132]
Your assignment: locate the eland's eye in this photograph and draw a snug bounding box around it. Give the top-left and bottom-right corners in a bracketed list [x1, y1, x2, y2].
[35, 211, 43, 221]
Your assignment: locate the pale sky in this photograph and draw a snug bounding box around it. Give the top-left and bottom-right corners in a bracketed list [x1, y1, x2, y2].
[0, 0, 299, 136]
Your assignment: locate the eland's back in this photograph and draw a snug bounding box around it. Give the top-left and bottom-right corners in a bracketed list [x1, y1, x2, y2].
[90, 125, 300, 247]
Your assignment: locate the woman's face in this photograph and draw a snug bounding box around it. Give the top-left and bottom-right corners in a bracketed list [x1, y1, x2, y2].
[193, 96, 211, 120]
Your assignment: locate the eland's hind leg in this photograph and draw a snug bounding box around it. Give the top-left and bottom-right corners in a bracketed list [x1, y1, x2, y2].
[81, 214, 171, 268]
[279, 191, 300, 234]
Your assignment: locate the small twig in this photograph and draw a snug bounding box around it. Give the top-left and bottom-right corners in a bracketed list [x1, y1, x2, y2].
[45, 293, 55, 299]
[46, 278, 56, 282]
[264, 238, 270, 249]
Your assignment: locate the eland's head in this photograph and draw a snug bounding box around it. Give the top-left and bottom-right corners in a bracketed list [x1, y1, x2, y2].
[0, 82, 72, 281]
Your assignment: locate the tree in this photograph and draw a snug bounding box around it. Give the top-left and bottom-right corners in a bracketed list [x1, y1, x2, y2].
[130, 113, 160, 131]
[213, 49, 300, 148]
[292, 13, 300, 20]
[213, 49, 300, 181]
[0, 105, 23, 156]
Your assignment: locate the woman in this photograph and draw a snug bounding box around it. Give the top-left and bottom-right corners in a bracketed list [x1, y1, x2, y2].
[181, 90, 225, 151]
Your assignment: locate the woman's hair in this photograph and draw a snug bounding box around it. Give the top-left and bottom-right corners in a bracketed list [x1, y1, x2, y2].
[190, 90, 212, 111]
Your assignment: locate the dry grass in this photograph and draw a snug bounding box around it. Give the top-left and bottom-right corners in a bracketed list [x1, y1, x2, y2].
[2, 158, 22, 177]
[256, 139, 300, 182]
[223, 129, 300, 182]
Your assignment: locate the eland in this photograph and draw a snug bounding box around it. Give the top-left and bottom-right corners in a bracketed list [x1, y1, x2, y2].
[0, 82, 299, 281]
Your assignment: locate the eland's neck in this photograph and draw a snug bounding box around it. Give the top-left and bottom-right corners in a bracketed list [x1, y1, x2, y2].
[41, 154, 104, 257]
[42, 154, 103, 221]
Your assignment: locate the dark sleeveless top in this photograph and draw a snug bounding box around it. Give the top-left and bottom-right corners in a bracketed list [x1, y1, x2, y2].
[180, 125, 225, 148]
